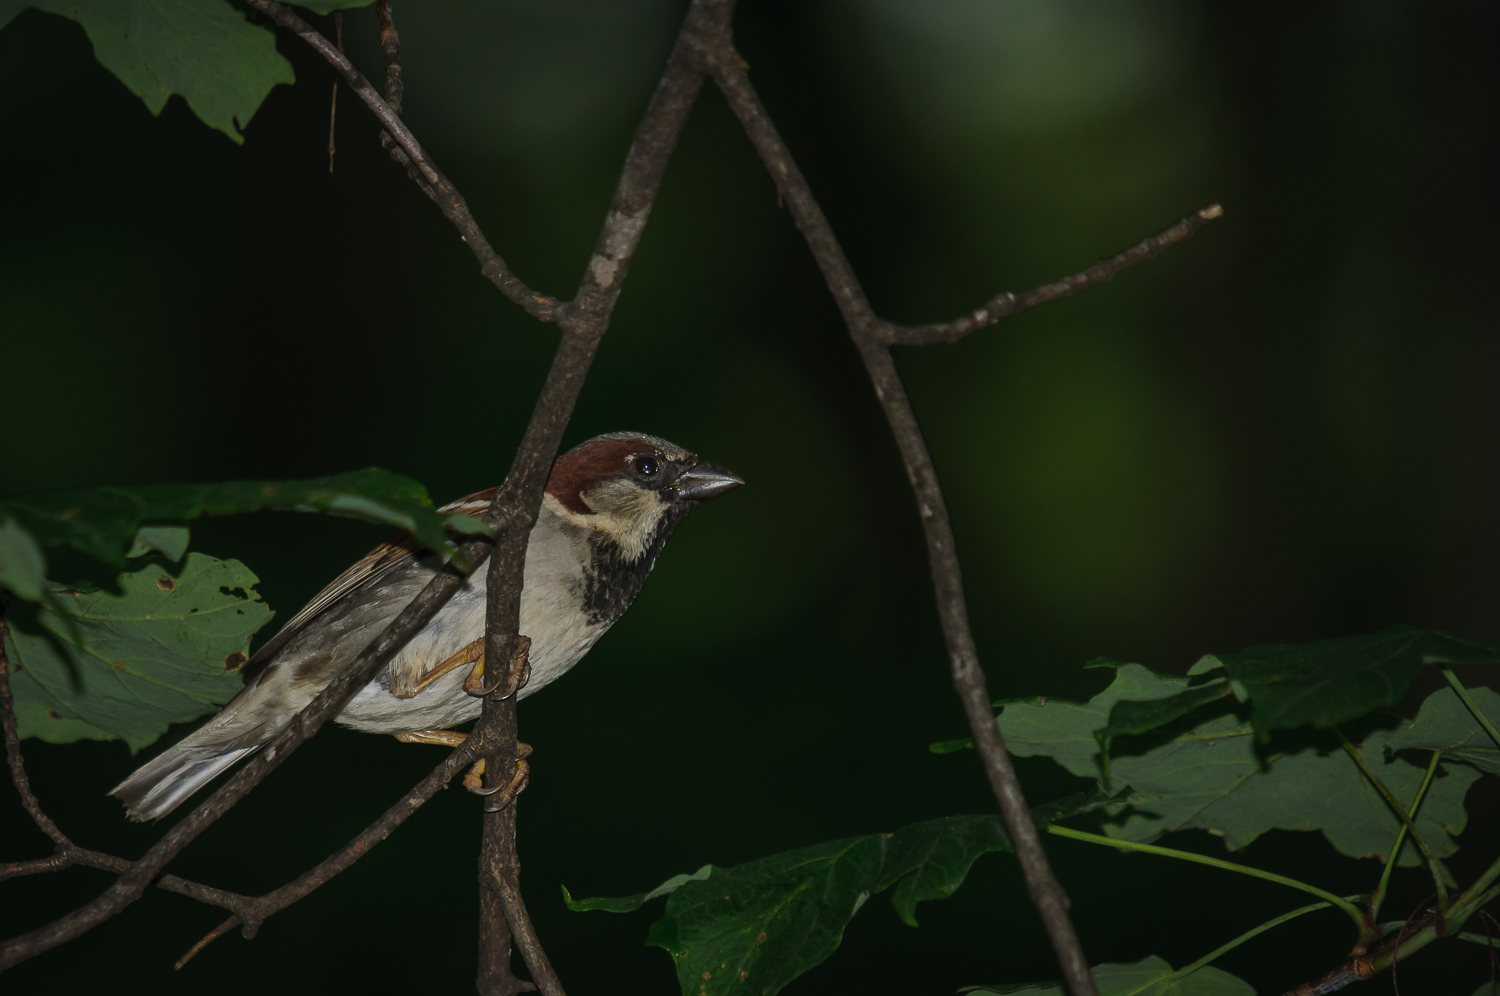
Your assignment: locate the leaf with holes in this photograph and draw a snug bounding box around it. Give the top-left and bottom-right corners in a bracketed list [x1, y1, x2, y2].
[567, 815, 1012, 996]
[0, 0, 294, 141]
[962, 956, 1254, 996]
[1386, 686, 1500, 776]
[3, 553, 271, 750]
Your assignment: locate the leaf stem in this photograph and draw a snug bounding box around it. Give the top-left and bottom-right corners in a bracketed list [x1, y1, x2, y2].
[1441, 665, 1500, 751]
[1045, 825, 1365, 924]
[1336, 728, 1448, 911]
[1168, 898, 1359, 981]
[1365, 876, 1500, 977]
[1369, 749, 1442, 923]
[1455, 931, 1500, 946]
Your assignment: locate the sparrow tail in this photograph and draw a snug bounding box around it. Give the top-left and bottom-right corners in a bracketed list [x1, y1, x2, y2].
[109, 743, 259, 821]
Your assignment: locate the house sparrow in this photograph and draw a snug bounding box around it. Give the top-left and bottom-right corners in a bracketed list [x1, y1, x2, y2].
[110, 432, 741, 821]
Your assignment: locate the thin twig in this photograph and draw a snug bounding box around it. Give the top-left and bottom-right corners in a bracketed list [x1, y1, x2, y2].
[0, 619, 67, 848]
[327, 12, 342, 173]
[705, 32, 1104, 996]
[175, 732, 489, 967]
[245, 0, 563, 323]
[882, 205, 1223, 345]
[2, 632, 267, 917]
[0, 529, 500, 971]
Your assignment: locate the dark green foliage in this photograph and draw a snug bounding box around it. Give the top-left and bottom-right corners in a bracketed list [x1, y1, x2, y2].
[0, 468, 489, 601]
[4, 553, 270, 750]
[998, 665, 1480, 862]
[1189, 627, 1500, 738]
[566, 815, 1013, 996]
[962, 956, 1253, 996]
[0, 0, 293, 140]
[1387, 687, 1500, 776]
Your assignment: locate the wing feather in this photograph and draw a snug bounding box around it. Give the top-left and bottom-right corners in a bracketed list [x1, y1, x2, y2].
[241, 488, 497, 679]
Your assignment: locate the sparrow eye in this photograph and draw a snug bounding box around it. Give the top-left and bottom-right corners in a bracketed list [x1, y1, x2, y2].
[631, 455, 662, 479]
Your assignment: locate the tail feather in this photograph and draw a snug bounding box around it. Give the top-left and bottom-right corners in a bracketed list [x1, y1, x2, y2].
[109, 744, 258, 821]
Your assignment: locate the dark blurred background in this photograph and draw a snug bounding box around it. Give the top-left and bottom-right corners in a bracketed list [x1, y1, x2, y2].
[2, 1, 1498, 993]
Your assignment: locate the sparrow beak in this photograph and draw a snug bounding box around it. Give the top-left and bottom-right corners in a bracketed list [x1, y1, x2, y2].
[671, 462, 744, 502]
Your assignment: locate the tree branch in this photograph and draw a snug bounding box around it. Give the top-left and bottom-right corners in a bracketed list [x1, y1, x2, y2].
[246, 0, 563, 323]
[695, 26, 1221, 996]
[469, 4, 717, 991]
[176, 731, 490, 967]
[6, 595, 527, 974]
[375, 0, 403, 116]
[0, 619, 66, 850]
[881, 205, 1222, 346]
[0, 529, 500, 971]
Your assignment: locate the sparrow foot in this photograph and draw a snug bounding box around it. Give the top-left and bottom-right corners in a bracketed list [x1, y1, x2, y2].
[393, 728, 469, 747]
[398, 636, 485, 698]
[464, 635, 532, 699]
[463, 743, 533, 812]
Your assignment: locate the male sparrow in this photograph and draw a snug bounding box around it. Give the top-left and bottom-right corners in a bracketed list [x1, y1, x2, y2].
[110, 432, 742, 820]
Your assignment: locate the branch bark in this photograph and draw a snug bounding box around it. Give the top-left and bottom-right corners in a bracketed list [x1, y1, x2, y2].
[697, 27, 1214, 996]
[882, 204, 1222, 345]
[469, 4, 717, 990]
[247, 0, 563, 323]
[1, 2, 1219, 992]
[0, 531, 499, 971]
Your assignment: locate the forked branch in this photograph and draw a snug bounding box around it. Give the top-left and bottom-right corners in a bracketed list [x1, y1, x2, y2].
[2, 3, 1222, 995]
[702, 25, 1217, 996]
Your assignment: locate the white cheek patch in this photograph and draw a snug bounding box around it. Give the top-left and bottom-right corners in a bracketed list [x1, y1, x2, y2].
[548, 486, 669, 562]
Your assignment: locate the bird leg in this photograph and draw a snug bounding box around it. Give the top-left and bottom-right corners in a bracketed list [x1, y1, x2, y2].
[395, 730, 532, 809]
[463, 742, 533, 812]
[392, 729, 470, 747]
[396, 636, 485, 698]
[464, 634, 532, 699]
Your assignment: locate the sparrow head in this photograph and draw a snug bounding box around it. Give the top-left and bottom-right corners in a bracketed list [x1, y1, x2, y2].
[545, 432, 742, 561]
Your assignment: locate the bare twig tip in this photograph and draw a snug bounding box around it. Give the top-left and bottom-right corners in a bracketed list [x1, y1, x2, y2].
[1200, 203, 1224, 219]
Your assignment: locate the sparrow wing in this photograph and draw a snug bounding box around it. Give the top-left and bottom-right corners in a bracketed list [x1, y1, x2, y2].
[242, 538, 420, 678]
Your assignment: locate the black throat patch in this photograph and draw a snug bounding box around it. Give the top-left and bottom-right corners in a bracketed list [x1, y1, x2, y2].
[580, 503, 692, 626]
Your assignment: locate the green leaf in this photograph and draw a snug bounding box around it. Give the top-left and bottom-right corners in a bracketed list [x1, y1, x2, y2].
[1, 468, 488, 571]
[4, 553, 271, 750]
[563, 866, 716, 914]
[572, 815, 1012, 996]
[1095, 680, 1234, 780]
[1098, 681, 1233, 743]
[0, 0, 295, 142]
[1205, 627, 1500, 738]
[962, 956, 1254, 996]
[127, 524, 191, 561]
[999, 665, 1481, 863]
[929, 737, 975, 754]
[1386, 686, 1500, 776]
[0, 515, 45, 601]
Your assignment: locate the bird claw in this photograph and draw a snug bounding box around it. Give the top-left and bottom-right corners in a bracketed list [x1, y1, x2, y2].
[462, 743, 533, 811]
[464, 635, 532, 700]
